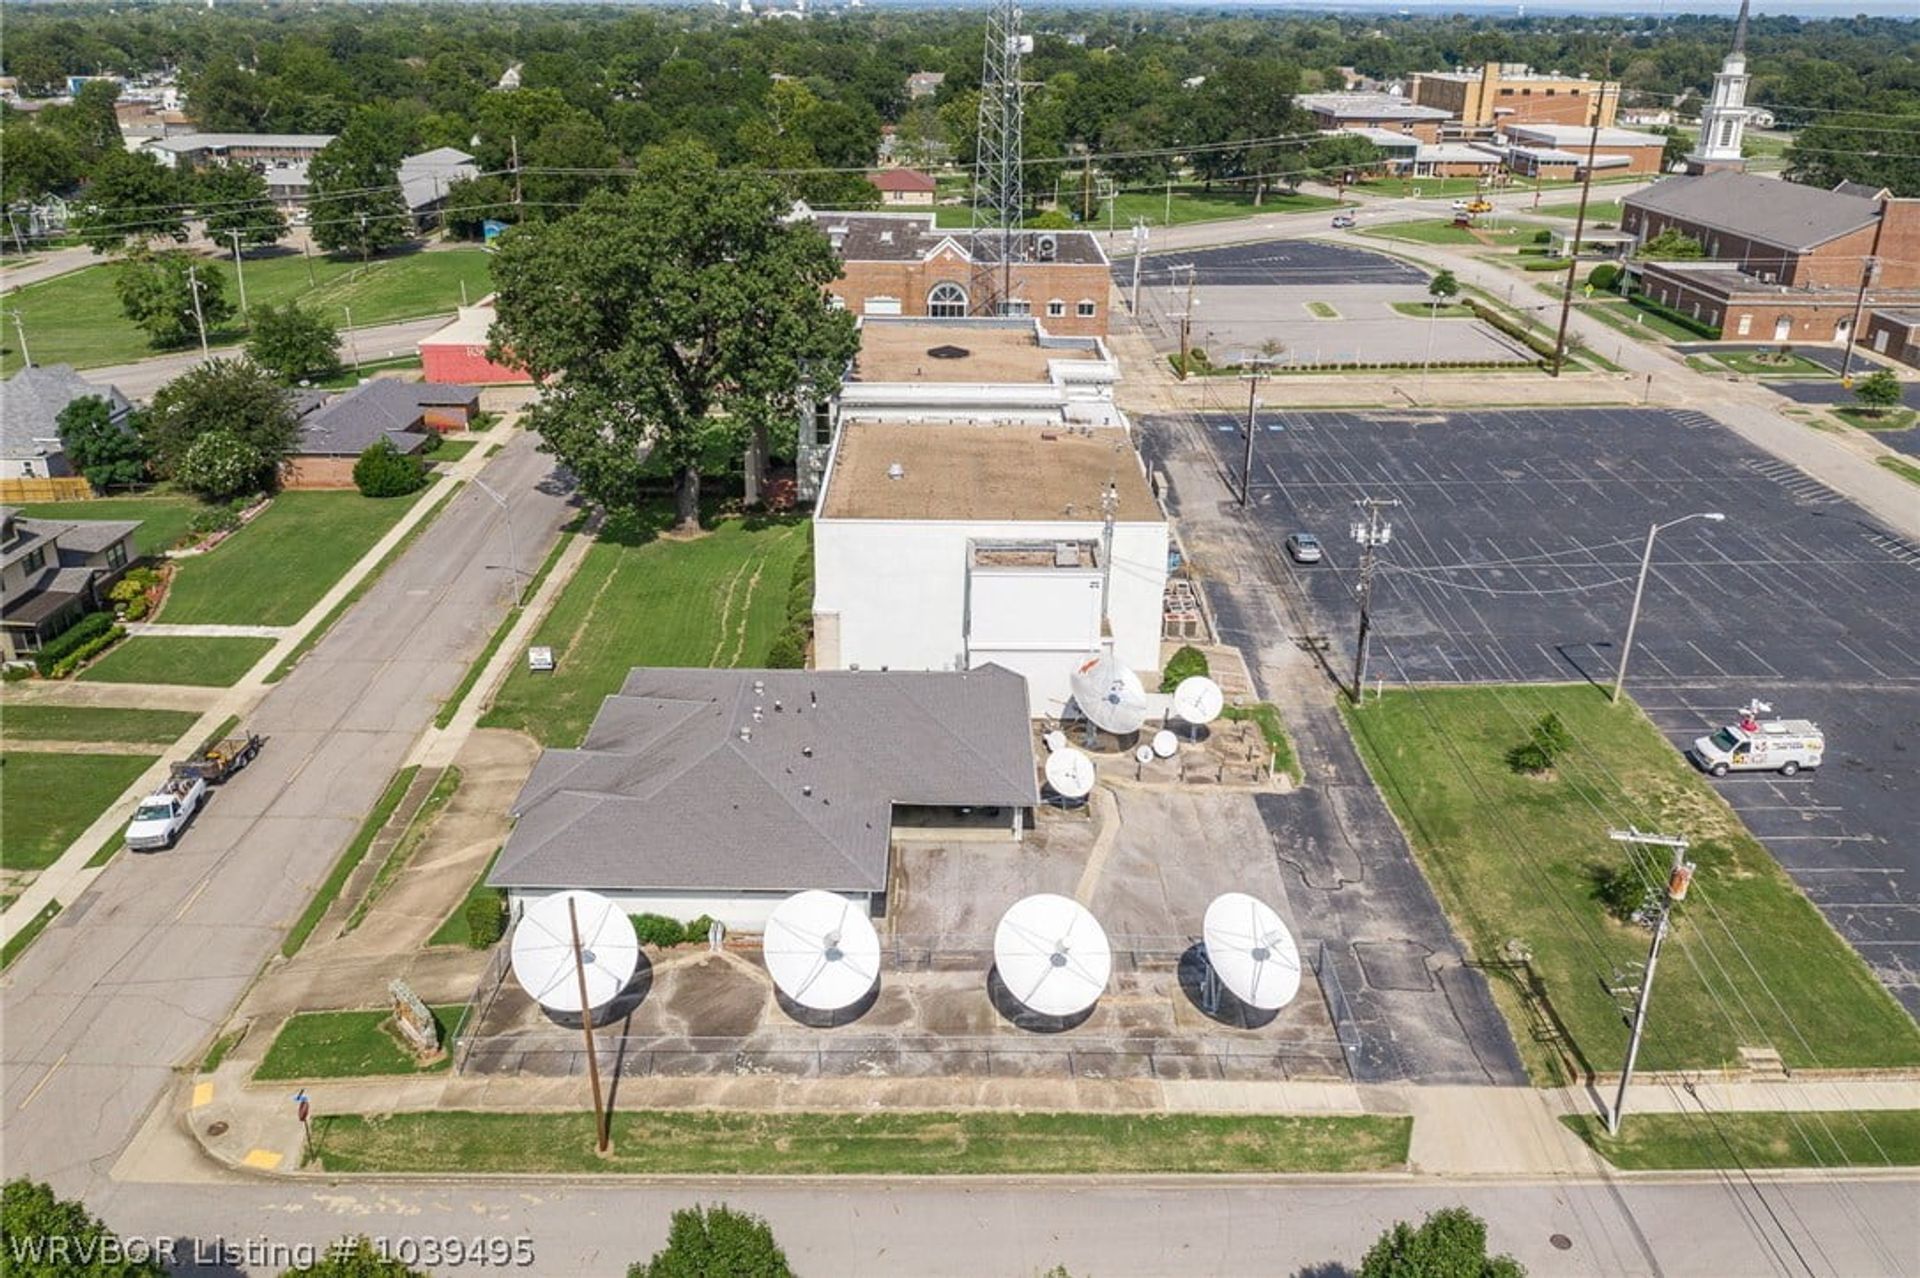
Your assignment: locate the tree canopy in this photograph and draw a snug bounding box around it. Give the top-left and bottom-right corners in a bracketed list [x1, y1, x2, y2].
[145, 357, 299, 486]
[114, 250, 233, 350]
[247, 302, 342, 383]
[489, 139, 857, 530]
[197, 161, 289, 249]
[0, 1177, 165, 1278]
[1358, 1207, 1525, 1278]
[74, 149, 187, 254]
[307, 123, 410, 259]
[57, 395, 149, 489]
[630, 1205, 793, 1278]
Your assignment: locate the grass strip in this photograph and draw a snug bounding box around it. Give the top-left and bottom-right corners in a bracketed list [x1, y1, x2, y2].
[1, 901, 61, 970]
[1562, 1111, 1920, 1170]
[308, 1110, 1412, 1175]
[263, 486, 454, 683]
[200, 1026, 247, 1074]
[1221, 702, 1302, 784]
[84, 831, 126, 869]
[431, 530, 576, 730]
[1877, 455, 1920, 486]
[279, 766, 418, 958]
[1836, 406, 1917, 432]
[78, 636, 275, 688]
[427, 846, 504, 948]
[255, 1004, 461, 1081]
[1306, 301, 1339, 318]
[0, 705, 200, 745]
[344, 767, 462, 931]
[196, 714, 242, 753]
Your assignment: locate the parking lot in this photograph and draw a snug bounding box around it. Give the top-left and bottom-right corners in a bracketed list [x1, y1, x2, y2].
[1191, 405, 1920, 1017]
[1124, 241, 1531, 369]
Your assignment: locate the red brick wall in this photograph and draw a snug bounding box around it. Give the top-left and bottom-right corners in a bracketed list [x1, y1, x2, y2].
[1872, 201, 1920, 290]
[1622, 205, 1890, 290]
[831, 258, 1111, 336]
[1864, 312, 1920, 369]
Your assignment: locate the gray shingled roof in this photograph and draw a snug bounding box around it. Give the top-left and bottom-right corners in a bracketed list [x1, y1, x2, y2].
[295, 379, 477, 456]
[817, 213, 1108, 266]
[1624, 172, 1881, 251]
[2, 365, 131, 461]
[399, 147, 479, 212]
[491, 666, 1039, 895]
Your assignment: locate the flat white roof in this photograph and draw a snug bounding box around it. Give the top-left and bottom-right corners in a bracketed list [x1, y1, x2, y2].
[820, 423, 1159, 523]
[148, 132, 335, 151]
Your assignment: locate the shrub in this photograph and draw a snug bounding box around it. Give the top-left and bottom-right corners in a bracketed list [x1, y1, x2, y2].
[1587, 263, 1621, 292]
[3, 665, 33, 683]
[1626, 293, 1720, 338]
[631, 913, 689, 948]
[32, 611, 116, 676]
[176, 429, 268, 502]
[1506, 712, 1573, 775]
[189, 500, 245, 537]
[1522, 257, 1568, 272]
[764, 624, 808, 669]
[684, 915, 718, 945]
[464, 892, 508, 948]
[46, 625, 126, 679]
[1593, 863, 1660, 925]
[1159, 644, 1210, 693]
[632, 1205, 792, 1278]
[1531, 228, 1552, 244]
[353, 439, 429, 498]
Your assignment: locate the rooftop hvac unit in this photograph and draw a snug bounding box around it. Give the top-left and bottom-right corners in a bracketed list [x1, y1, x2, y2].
[1036, 233, 1058, 262]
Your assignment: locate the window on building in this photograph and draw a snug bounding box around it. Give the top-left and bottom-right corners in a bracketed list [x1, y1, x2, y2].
[1047, 299, 1065, 317]
[1500, 88, 1515, 96]
[828, 295, 846, 310]
[864, 295, 902, 316]
[1737, 313, 1753, 336]
[1001, 299, 1032, 317]
[106, 541, 127, 570]
[927, 281, 968, 318]
[1076, 299, 1097, 318]
[22, 547, 46, 574]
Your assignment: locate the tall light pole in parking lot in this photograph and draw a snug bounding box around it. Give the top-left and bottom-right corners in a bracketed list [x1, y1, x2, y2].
[1612, 511, 1725, 704]
[1349, 496, 1399, 703]
[474, 477, 522, 605]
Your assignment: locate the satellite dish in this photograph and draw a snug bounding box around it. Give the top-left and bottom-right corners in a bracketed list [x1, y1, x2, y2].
[1202, 892, 1302, 1011]
[1134, 744, 1155, 764]
[510, 890, 640, 1014]
[994, 893, 1112, 1017]
[1043, 729, 1068, 754]
[1069, 649, 1150, 736]
[763, 889, 881, 1012]
[1044, 747, 1096, 799]
[1151, 729, 1179, 758]
[1172, 676, 1225, 726]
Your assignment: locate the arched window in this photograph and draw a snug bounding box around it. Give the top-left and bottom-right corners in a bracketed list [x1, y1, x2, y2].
[927, 282, 968, 318]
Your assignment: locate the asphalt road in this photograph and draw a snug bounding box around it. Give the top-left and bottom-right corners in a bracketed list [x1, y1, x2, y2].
[84, 315, 451, 399]
[0, 429, 575, 1199]
[82, 1173, 1919, 1277]
[1195, 405, 1920, 1017]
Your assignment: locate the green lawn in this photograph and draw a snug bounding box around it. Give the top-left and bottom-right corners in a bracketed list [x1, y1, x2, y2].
[1562, 1111, 1920, 1170]
[2, 247, 491, 375]
[1353, 176, 1507, 199]
[311, 355, 423, 390]
[1389, 301, 1476, 319]
[1878, 456, 1920, 487]
[933, 187, 1339, 230]
[1534, 199, 1626, 223]
[1359, 219, 1533, 248]
[1, 705, 199, 745]
[346, 766, 462, 931]
[254, 1004, 460, 1080]
[308, 1110, 1411, 1175]
[79, 636, 275, 687]
[1836, 406, 1917, 432]
[480, 511, 810, 748]
[162, 490, 418, 626]
[14, 492, 204, 558]
[281, 766, 417, 958]
[1306, 301, 1339, 318]
[1688, 349, 1835, 378]
[1220, 702, 1302, 785]
[1343, 685, 1920, 1083]
[0, 752, 157, 871]
[430, 439, 477, 464]
[427, 847, 504, 948]
[1577, 297, 1699, 344]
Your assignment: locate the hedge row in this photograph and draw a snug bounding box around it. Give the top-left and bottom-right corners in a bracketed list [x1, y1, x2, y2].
[630, 912, 720, 948]
[45, 625, 126, 680]
[1465, 298, 1560, 363]
[765, 525, 815, 669]
[33, 611, 118, 677]
[1626, 292, 1721, 338]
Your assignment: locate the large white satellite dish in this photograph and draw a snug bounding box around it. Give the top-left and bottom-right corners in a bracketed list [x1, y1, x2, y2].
[1201, 892, 1301, 1011]
[994, 893, 1112, 1018]
[763, 889, 881, 1013]
[1151, 729, 1179, 758]
[510, 890, 640, 1014]
[1172, 676, 1225, 727]
[1044, 747, 1096, 799]
[1069, 649, 1150, 736]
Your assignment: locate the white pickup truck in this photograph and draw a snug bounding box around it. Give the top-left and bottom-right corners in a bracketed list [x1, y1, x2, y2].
[1688, 702, 1824, 777]
[126, 773, 208, 851]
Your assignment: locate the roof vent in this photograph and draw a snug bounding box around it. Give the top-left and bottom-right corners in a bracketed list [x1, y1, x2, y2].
[887, 462, 906, 480]
[803, 745, 814, 757]
[739, 726, 752, 742]
[928, 344, 969, 360]
[802, 785, 814, 797]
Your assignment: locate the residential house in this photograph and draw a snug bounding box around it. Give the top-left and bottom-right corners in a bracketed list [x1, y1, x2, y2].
[1, 365, 133, 480]
[866, 168, 938, 208]
[905, 71, 946, 99]
[399, 147, 480, 227]
[0, 507, 141, 659]
[282, 378, 478, 488]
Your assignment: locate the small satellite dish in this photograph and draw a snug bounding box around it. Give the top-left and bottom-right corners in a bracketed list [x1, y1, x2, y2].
[1134, 744, 1155, 764]
[1202, 892, 1302, 1011]
[1043, 729, 1069, 754]
[763, 890, 881, 1013]
[1172, 675, 1224, 726]
[1151, 729, 1179, 758]
[510, 890, 639, 1014]
[1069, 649, 1150, 736]
[1044, 747, 1096, 799]
[994, 893, 1112, 1018]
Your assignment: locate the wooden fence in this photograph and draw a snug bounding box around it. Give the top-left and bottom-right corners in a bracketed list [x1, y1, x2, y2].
[0, 477, 92, 503]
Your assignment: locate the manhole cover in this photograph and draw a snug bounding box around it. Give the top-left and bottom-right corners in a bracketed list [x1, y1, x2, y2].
[927, 344, 969, 360]
[1549, 1234, 1573, 1251]
[205, 1121, 229, 1137]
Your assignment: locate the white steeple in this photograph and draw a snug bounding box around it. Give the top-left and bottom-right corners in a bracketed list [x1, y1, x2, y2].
[1688, 0, 1751, 173]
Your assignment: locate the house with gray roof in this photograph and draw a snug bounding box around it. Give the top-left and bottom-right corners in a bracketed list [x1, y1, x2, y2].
[1, 365, 133, 480]
[490, 665, 1039, 931]
[0, 507, 142, 659]
[399, 146, 480, 224]
[283, 378, 480, 488]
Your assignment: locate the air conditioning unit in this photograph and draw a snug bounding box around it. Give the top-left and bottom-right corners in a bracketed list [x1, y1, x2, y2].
[1036, 233, 1058, 262]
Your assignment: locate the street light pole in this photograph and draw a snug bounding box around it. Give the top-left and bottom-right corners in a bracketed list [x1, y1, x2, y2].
[1129, 219, 1147, 316]
[474, 477, 522, 604]
[343, 304, 360, 373]
[9, 311, 31, 366]
[1349, 497, 1400, 703]
[1612, 511, 1725, 704]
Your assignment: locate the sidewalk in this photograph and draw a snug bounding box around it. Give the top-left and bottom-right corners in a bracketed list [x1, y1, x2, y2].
[0, 431, 510, 946]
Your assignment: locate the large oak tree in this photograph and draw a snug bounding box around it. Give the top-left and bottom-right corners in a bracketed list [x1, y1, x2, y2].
[489, 139, 857, 530]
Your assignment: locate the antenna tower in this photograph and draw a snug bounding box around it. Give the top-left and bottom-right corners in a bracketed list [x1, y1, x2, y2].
[970, 0, 1028, 316]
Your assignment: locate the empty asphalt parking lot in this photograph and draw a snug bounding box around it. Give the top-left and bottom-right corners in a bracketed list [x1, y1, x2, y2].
[1183, 405, 1920, 1018]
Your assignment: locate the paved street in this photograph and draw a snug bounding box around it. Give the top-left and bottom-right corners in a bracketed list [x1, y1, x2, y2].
[80, 315, 452, 398]
[0, 429, 574, 1199]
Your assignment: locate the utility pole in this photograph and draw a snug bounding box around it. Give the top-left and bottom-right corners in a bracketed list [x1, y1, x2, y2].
[1552, 51, 1611, 378]
[226, 230, 249, 318]
[510, 134, 523, 209]
[566, 897, 611, 1154]
[343, 304, 360, 373]
[1129, 219, 1147, 315]
[1605, 829, 1695, 1137]
[187, 263, 211, 359]
[301, 237, 317, 287]
[1175, 263, 1197, 380]
[9, 311, 31, 366]
[1348, 497, 1399, 703]
[1238, 367, 1268, 508]
[1164, 178, 1172, 227]
[1838, 255, 1878, 385]
[1097, 480, 1118, 629]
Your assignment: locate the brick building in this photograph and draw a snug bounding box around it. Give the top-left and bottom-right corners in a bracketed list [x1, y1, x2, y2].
[815, 213, 1111, 337]
[418, 300, 533, 385]
[1501, 124, 1666, 178]
[1411, 63, 1620, 132]
[1298, 93, 1450, 145]
[866, 168, 937, 207]
[1863, 310, 1920, 369]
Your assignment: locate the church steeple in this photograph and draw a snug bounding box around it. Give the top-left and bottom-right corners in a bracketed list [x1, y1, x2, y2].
[1685, 1, 1752, 174]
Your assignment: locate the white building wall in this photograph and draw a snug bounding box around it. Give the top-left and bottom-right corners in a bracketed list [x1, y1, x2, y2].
[813, 517, 1170, 716]
[508, 887, 876, 936]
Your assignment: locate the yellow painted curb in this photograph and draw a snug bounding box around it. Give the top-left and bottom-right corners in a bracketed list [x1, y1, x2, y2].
[190, 1081, 213, 1109]
[241, 1149, 283, 1171]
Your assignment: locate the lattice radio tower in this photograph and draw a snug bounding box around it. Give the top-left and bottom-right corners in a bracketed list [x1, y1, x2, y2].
[970, 0, 1028, 316]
